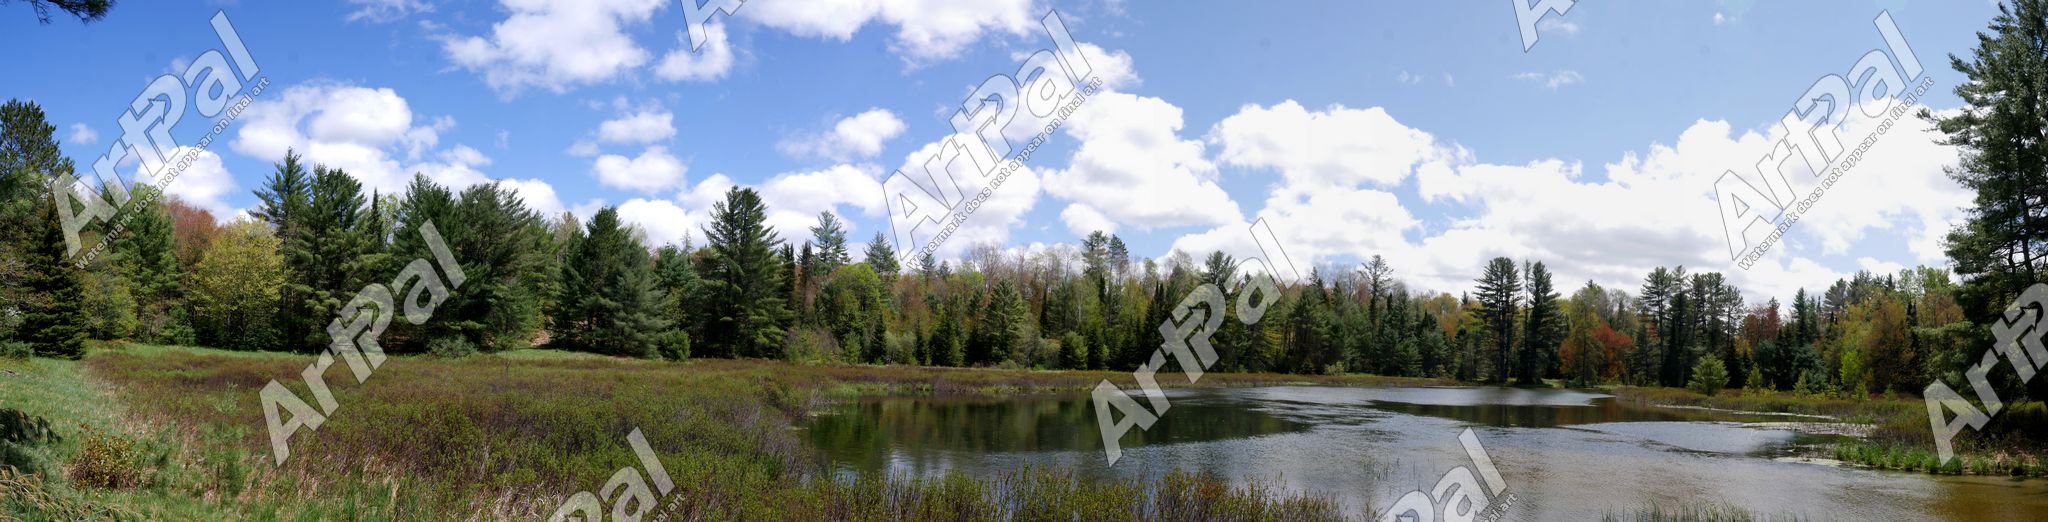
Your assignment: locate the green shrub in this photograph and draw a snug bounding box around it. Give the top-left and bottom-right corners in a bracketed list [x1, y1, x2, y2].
[656, 329, 691, 361]
[66, 425, 142, 490]
[427, 336, 479, 359]
[1688, 357, 1728, 396]
[0, 340, 30, 360]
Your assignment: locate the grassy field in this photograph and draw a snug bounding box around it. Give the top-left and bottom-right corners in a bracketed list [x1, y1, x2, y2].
[1, 342, 1448, 521]
[1608, 386, 2048, 478]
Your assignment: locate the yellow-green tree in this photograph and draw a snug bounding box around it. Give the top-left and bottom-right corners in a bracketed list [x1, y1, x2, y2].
[188, 219, 283, 351]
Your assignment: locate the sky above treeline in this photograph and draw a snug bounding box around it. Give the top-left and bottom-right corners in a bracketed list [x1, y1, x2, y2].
[0, 0, 1999, 303]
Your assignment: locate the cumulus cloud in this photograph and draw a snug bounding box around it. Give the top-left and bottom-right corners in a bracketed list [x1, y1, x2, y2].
[440, 0, 665, 95]
[778, 108, 907, 161]
[1041, 91, 1241, 232]
[66, 123, 97, 145]
[1162, 93, 1965, 303]
[231, 83, 446, 193]
[1209, 100, 1452, 190]
[593, 145, 688, 193]
[597, 108, 677, 144]
[744, 0, 1041, 64]
[655, 21, 736, 82]
[131, 147, 240, 218]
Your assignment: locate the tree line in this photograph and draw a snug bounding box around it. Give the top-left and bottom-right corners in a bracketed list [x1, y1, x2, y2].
[0, 93, 2000, 402]
[3, 0, 2046, 403]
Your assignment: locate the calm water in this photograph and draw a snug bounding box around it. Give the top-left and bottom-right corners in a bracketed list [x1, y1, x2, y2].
[801, 386, 2048, 521]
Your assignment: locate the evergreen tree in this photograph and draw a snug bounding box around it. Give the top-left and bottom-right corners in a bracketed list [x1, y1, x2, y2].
[809, 211, 850, 269]
[863, 231, 899, 279]
[555, 208, 668, 357]
[1474, 257, 1521, 383]
[699, 187, 791, 359]
[19, 196, 85, 358]
[1520, 261, 1561, 385]
[1, 99, 73, 335]
[251, 151, 313, 350]
[418, 182, 551, 351]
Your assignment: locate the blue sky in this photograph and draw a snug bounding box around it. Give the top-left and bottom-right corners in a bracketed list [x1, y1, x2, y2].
[1, 0, 2000, 302]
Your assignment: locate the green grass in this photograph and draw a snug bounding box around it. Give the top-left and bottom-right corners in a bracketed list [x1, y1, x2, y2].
[2, 342, 1407, 520]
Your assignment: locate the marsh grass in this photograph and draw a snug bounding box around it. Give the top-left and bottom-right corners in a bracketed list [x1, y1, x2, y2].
[1612, 385, 2048, 479]
[1602, 501, 1811, 522]
[4, 343, 1400, 520]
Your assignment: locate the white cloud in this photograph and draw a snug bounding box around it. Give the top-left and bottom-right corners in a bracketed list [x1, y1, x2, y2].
[501, 178, 567, 217]
[131, 147, 240, 218]
[1164, 94, 1965, 304]
[1040, 91, 1241, 231]
[593, 145, 688, 193]
[66, 123, 97, 145]
[441, 0, 665, 95]
[617, 197, 706, 247]
[655, 22, 736, 82]
[231, 83, 449, 193]
[1060, 203, 1115, 236]
[744, 0, 1041, 64]
[1513, 70, 1583, 89]
[597, 109, 677, 144]
[757, 163, 889, 238]
[778, 108, 907, 161]
[1209, 100, 1452, 190]
[346, 0, 431, 22]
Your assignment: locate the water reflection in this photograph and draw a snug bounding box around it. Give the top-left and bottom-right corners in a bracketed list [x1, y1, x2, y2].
[799, 386, 2048, 521]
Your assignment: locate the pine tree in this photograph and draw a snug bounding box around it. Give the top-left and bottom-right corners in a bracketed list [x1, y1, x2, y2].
[863, 231, 899, 279]
[111, 185, 184, 331]
[19, 196, 84, 358]
[699, 187, 791, 359]
[251, 152, 313, 351]
[425, 182, 551, 351]
[555, 208, 668, 357]
[1520, 261, 1561, 385]
[1474, 257, 1521, 383]
[810, 211, 850, 269]
[1, 99, 73, 338]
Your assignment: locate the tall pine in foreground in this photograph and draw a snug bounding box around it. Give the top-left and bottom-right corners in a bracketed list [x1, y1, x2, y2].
[1927, 0, 2048, 400]
[21, 195, 84, 358]
[699, 187, 790, 359]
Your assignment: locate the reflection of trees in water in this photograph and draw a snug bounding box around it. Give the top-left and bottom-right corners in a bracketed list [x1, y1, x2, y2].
[804, 396, 1312, 474]
[1363, 398, 1775, 428]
